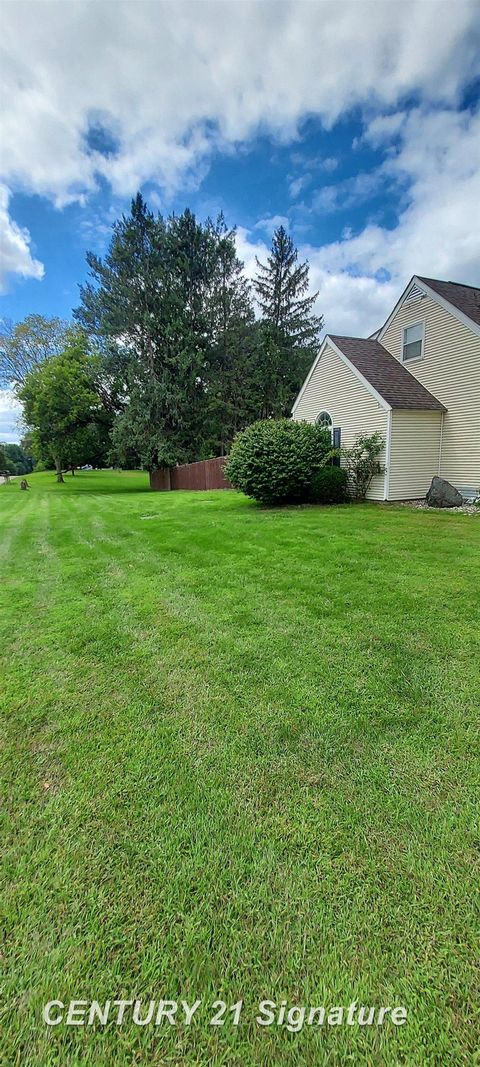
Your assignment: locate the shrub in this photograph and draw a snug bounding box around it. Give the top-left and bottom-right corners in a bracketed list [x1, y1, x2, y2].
[310, 465, 348, 504]
[340, 432, 385, 500]
[226, 419, 331, 505]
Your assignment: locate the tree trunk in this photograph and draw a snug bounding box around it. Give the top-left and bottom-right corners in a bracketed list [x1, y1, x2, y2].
[55, 457, 64, 484]
[71, 467, 75, 476]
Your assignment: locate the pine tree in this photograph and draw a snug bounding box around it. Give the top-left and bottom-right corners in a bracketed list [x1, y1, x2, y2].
[76, 197, 218, 470]
[205, 216, 258, 453]
[254, 226, 323, 416]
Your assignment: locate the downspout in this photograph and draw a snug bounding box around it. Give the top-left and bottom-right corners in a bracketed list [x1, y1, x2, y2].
[384, 408, 392, 501]
[438, 412, 444, 476]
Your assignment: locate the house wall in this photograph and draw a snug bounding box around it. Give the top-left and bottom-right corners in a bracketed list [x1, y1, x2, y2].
[380, 293, 480, 494]
[388, 411, 443, 500]
[293, 342, 388, 499]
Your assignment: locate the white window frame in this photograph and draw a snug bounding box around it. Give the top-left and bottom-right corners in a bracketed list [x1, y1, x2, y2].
[401, 319, 425, 363]
[316, 410, 333, 439]
[316, 409, 333, 429]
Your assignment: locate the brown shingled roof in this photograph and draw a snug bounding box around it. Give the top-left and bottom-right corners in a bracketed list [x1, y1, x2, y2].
[418, 277, 480, 328]
[329, 335, 446, 411]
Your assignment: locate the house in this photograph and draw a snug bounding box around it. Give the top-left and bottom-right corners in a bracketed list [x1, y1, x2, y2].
[292, 276, 480, 501]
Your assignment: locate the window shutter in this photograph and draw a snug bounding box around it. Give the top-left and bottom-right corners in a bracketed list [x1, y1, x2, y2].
[332, 427, 341, 466]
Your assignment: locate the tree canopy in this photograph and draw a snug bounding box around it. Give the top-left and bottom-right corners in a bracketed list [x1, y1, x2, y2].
[75, 196, 263, 469]
[0, 315, 70, 388]
[18, 333, 111, 481]
[0, 442, 34, 476]
[11, 197, 323, 477]
[254, 225, 323, 417]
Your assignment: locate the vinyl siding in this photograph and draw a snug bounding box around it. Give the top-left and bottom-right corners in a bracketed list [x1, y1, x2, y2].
[388, 411, 442, 500]
[293, 342, 388, 499]
[381, 294, 480, 492]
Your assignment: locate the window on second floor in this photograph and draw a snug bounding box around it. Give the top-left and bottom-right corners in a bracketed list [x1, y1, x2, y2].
[402, 321, 424, 361]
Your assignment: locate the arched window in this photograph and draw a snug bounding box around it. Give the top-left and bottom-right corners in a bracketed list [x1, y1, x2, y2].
[316, 410, 332, 433]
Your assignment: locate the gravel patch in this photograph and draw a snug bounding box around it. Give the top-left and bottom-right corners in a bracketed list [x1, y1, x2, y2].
[396, 499, 479, 515]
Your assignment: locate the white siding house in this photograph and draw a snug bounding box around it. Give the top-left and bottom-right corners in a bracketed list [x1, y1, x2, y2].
[292, 340, 388, 499]
[292, 275, 480, 501]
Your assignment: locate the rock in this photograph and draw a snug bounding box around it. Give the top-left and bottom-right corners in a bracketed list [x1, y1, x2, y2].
[426, 476, 463, 508]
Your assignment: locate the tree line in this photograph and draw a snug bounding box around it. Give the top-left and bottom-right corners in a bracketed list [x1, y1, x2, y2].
[0, 441, 34, 476]
[0, 195, 323, 479]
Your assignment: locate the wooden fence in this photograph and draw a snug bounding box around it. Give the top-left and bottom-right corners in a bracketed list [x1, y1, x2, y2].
[150, 456, 232, 491]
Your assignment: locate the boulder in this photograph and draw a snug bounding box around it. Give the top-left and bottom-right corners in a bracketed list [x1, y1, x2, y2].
[426, 476, 463, 508]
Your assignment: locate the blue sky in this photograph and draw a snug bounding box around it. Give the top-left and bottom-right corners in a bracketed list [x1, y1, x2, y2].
[1, 1, 480, 441]
[3, 112, 400, 324]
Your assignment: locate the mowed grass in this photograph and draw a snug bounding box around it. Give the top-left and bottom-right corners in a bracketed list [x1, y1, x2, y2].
[1, 470, 479, 1066]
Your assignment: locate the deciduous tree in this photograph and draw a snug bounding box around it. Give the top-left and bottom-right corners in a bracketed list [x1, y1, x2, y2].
[19, 334, 111, 481]
[0, 315, 70, 387]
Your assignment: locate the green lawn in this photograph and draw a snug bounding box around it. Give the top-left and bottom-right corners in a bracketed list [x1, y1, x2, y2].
[1, 470, 479, 1066]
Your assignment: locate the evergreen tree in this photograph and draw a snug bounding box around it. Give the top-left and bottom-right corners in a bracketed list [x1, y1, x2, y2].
[76, 197, 259, 471]
[77, 198, 325, 470]
[77, 196, 219, 470]
[204, 215, 258, 454]
[254, 226, 323, 416]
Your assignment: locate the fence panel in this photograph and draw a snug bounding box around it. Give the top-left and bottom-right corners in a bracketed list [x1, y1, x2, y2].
[150, 457, 232, 491]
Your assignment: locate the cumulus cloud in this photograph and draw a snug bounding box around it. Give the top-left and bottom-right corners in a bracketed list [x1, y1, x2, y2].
[0, 389, 22, 444]
[312, 169, 388, 214]
[2, 0, 480, 207]
[235, 224, 399, 337]
[289, 175, 310, 199]
[237, 105, 480, 337]
[1, 0, 479, 313]
[315, 108, 480, 284]
[0, 185, 44, 293]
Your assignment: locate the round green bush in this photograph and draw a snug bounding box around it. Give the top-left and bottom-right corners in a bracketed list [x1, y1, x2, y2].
[226, 419, 332, 505]
[310, 465, 348, 504]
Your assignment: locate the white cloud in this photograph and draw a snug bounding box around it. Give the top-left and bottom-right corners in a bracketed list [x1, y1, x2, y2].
[314, 108, 480, 284]
[312, 169, 388, 214]
[1, 0, 479, 315]
[1, 1, 479, 207]
[254, 215, 289, 235]
[289, 175, 310, 199]
[235, 224, 398, 336]
[0, 389, 22, 444]
[236, 105, 480, 338]
[289, 158, 338, 199]
[361, 112, 408, 148]
[0, 185, 44, 293]
[320, 157, 338, 174]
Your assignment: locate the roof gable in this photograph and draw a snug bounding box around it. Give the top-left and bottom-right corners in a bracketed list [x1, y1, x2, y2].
[378, 275, 480, 341]
[329, 336, 446, 411]
[292, 334, 446, 414]
[416, 276, 480, 329]
[292, 272, 478, 416]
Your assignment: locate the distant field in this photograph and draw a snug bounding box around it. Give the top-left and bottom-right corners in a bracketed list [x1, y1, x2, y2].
[1, 470, 479, 1065]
